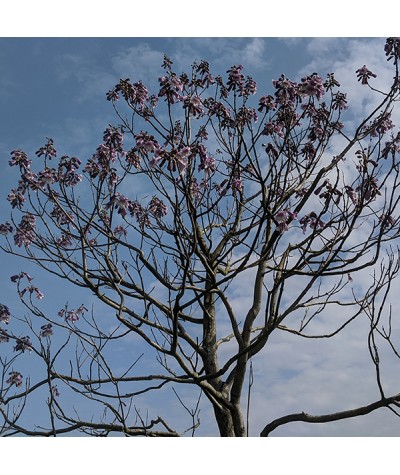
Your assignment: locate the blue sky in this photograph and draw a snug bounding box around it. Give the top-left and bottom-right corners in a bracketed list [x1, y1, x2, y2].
[2, 36, 400, 440]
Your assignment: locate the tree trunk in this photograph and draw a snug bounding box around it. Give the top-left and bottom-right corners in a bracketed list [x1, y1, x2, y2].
[213, 403, 246, 437]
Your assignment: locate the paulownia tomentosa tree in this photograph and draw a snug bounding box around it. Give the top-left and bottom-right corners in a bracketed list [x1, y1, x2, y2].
[1, 38, 400, 437]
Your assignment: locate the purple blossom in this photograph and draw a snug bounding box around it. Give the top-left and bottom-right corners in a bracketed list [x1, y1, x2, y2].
[0, 328, 9, 343]
[14, 336, 32, 353]
[40, 323, 53, 337]
[262, 121, 285, 138]
[273, 74, 299, 105]
[148, 196, 168, 219]
[158, 74, 184, 104]
[134, 132, 160, 154]
[258, 95, 276, 113]
[0, 304, 11, 324]
[0, 221, 13, 235]
[7, 371, 23, 387]
[9, 149, 31, 171]
[226, 64, 244, 92]
[345, 186, 359, 205]
[36, 138, 57, 160]
[38, 167, 58, 188]
[183, 95, 204, 117]
[274, 210, 298, 233]
[379, 213, 396, 228]
[231, 176, 243, 193]
[112, 79, 150, 110]
[243, 76, 257, 96]
[20, 285, 44, 300]
[175, 146, 192, 175]
[299, 74, 325, 101]
[299, 212, 325, 233]
[14, 213, 36, 248]
[384, 37, 400, 64]
[197, 144, 215, 174]
[114, 225, 128, 237]
[332, 92, 348, 110]
[236, 106, 258, 126]
[57, 233, 74, 248]
[52, 386, 60, 397]
[10, 272, 33, 284]
[356, 65, 377, 85]
[324, 73, 341, 90]
[7, 184, 26, 209]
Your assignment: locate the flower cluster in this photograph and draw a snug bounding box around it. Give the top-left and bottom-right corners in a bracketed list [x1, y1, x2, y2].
[183, 95, 204, 117]
[14, 213, 36, 248]
[314, 180, 342, 205]
[36, 137, 57, 160]
[379, 213, 396, 228]
[299, 74, 325, 101]
[384, 37, 400, 64]
[0, 221, 13, 235]
[58, 304, 88, 323]
[9, 149, 31, 171]
[58, 155, 82, 187]
[274, 210, 298, 233]
[356, 65, 377, 85]
[40, 323, 53, 337]
[0, 304, 11, 324]
[148, 196, 168, 219]
[299, 212, 325, 233]
[0, 328, 9, 343]
[158, 74, 184, 104]
[273, 75, 299, 105]
[7, 371, 23, 387]
[107, 78, 150, 111]
[14, 336, 32, 353]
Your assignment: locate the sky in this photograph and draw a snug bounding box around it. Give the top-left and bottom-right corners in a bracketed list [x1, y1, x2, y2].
[1, 2, 400, 473]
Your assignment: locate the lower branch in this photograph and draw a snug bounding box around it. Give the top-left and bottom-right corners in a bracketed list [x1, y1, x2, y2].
[260, 393, 400, 436]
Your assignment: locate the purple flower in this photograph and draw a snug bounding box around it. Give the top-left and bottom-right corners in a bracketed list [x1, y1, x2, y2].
[0, 328, 9, 343]
[274, 210, 297, 233]
[226, 64, 244, 92]
[9, 149, 31, 171]
[40, 323, 53, 337]
[20, 285, 44, 300]
[52, 386, 60, 397]
[356, 65, 377, 85]
[7, 185, 26, 209]
[379, 213, 396, 228]
[197, 144, 215, 174]
[114, 225, 128, 237]
[332, 92, 348, 110]
[273, 74, 299, 105]
[299, 74, 325, 101]
[299, 212, 325, 233]
[36, 137, 57, 159]
[243, 76, 257, 96]
[7, 371, 23, 387]
[258, 95, 276, 113]
[158, 74, 184, 104]
[384, 37, 400, 64]
[13, 336, 32, 353]
[0, 221, 13, 235]
[0, 304, 11, 324]
[345, 186, 359, 206]
[183, 95, 204, 117]
[148, 196, 168, 219]
[14, 213, 36, 248]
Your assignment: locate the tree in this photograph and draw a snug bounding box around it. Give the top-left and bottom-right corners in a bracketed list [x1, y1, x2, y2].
[1, 38, 400, 437]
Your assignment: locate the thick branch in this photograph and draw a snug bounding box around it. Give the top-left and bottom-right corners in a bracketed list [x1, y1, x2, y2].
[260, 393, 400, 436]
